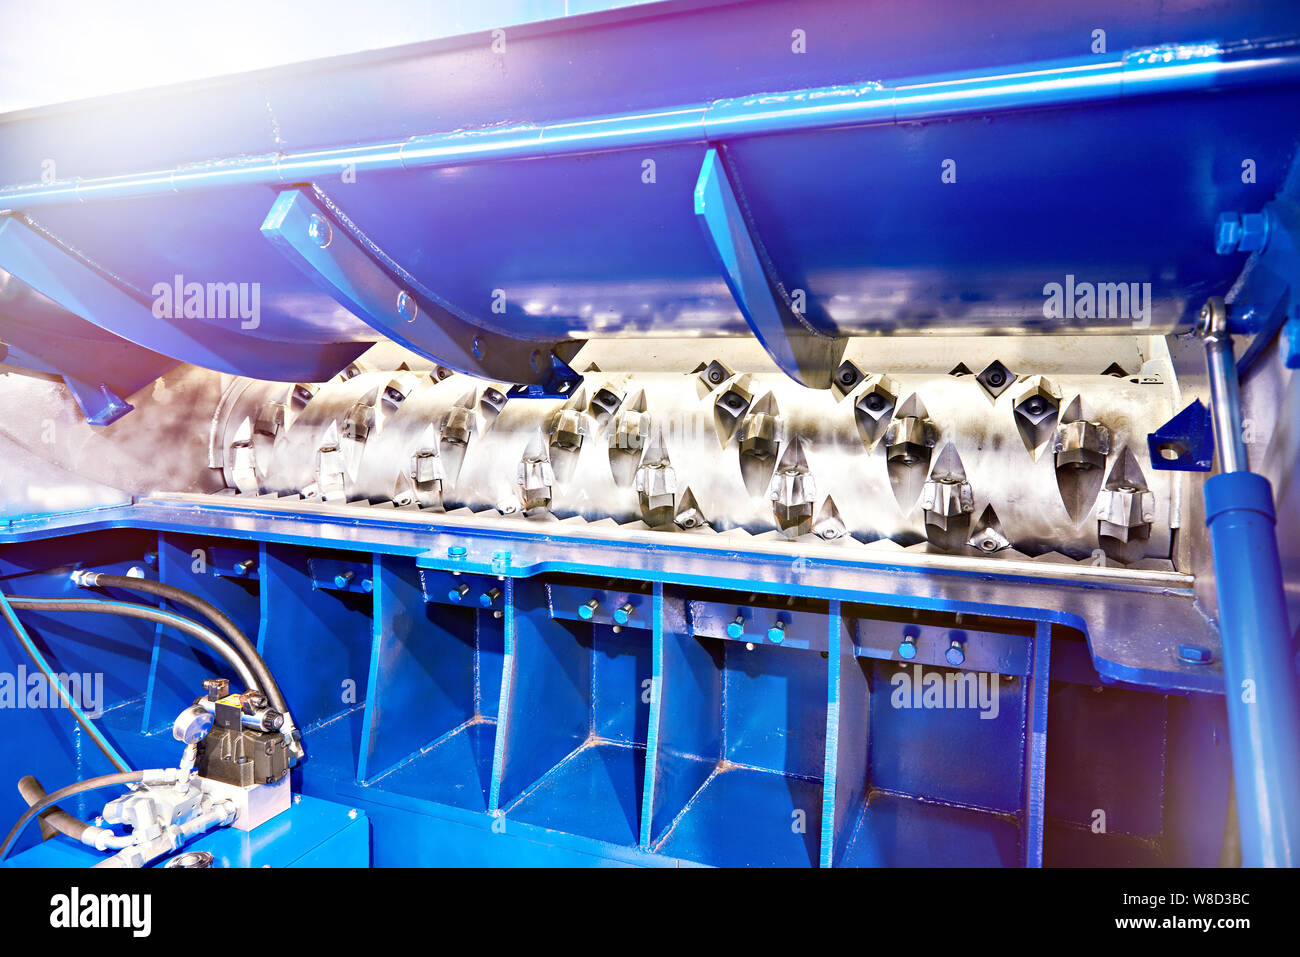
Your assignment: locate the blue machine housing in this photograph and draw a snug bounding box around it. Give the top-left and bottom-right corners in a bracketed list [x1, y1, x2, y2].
[0, 0, 1296, 868]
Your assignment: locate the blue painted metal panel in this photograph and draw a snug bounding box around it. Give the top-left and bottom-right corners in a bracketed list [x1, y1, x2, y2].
[823, 604, 871, 868]
[646, 592, 719, 843]
[359, 555, 477, 782]
[867, 660, 1027, 816]
[0, 212, 365, 380]
[0, 3, 1297, 386]
[493, 578, 590, 808]
[258, 543, 373, 729]
[839, 791, 1020, 867]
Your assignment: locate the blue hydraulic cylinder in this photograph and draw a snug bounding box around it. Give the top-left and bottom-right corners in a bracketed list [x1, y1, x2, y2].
[1204, 471, 1300, 866]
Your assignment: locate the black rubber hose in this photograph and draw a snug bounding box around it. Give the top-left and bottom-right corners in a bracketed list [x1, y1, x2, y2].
[17, 775, 89, 842]
[5, 597, 259, 692]
[1, 770, 143, 860]
[86, 574, 289, 718]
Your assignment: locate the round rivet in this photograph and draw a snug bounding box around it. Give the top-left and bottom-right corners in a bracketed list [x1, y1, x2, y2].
[307, 214, 332, 248]
[397, 290, 418, 322]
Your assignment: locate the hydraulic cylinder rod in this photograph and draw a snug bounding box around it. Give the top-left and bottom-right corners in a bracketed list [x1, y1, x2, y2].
[1199, 297, 1300, 867]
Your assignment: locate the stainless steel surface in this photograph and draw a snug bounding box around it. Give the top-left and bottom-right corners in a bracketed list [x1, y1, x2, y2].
[208, 337, 1190, 567]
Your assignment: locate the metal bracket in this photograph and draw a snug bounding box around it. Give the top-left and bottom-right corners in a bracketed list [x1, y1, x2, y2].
[506, 351, 582, 399]
[1216, 176, 1300, 376]
[1147, 399, 1214, 472]
[0, 213, 361, 382]
[694, 147, 845, 388]
[260, 188, 582, 387]
[64, 379, 134, 427]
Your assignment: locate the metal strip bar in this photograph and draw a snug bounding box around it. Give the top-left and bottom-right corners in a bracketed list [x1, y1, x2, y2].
[694, 147, 845, 387]
[639, 581, 665, 851]
[818, 600, 842, 868]
[355, 554, 387, 784]
[1021, 620, 1052, 868]
[0, 214, 362, 382]
[4, 40, 1298, 210]
[260, 188, 582, 386]
[487, 575, 516, 816]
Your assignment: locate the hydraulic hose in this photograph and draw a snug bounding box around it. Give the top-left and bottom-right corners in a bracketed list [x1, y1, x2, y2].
[0, 588, 132, 773]
[3, 597, 259, 693]
[17, 775, 90, 843]
[0, 770, 144, 859]
[79, 573, 290, 721]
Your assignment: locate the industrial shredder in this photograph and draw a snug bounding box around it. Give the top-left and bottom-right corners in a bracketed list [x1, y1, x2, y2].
[0, 0, 1298, 868]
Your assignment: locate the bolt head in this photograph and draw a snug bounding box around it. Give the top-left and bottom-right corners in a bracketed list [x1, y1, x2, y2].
[1215, 212, 1243, 255]
[726, 620, 745, 639]
[945, 642, 966, 666]
[767, 625, 785, 643]
[1177, 644, 1213, 664]
[897, 640, 917, 660]
[448, 545, 467, 558]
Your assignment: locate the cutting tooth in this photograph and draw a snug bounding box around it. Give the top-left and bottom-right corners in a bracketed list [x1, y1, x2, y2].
[967, 504, 1010, 554]
[696, 358, 735, 398]
[812, 496, 846, 542]
[635, 428, 677, 527]
[920, 443, 973, 550]
[440, 388, 479, 484]
[1013, 375, 1062, 459]
[853, 374, 897, 450]
[517, 429, 555, 513]
[588, 383, 624, 427]
[976, 359, 1016, 400]
[674, 487, 706, 530]
[314, 422, 348, 503]
[478, 384, 509, 430]
[712, 373, 754, 447]
[1054, 395, 1110, 522]
[1096, 447, 1155, 563]
[885, 393, 936, 509]
[547, 390, 588, 484]
[608, 389, 650, 487]
[227, 415, 260, 494]
[739, 392, 783, 496]
[769, 435, 815, 536]
[407, 424, 444, 507]
[831, 360, 866, 401]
